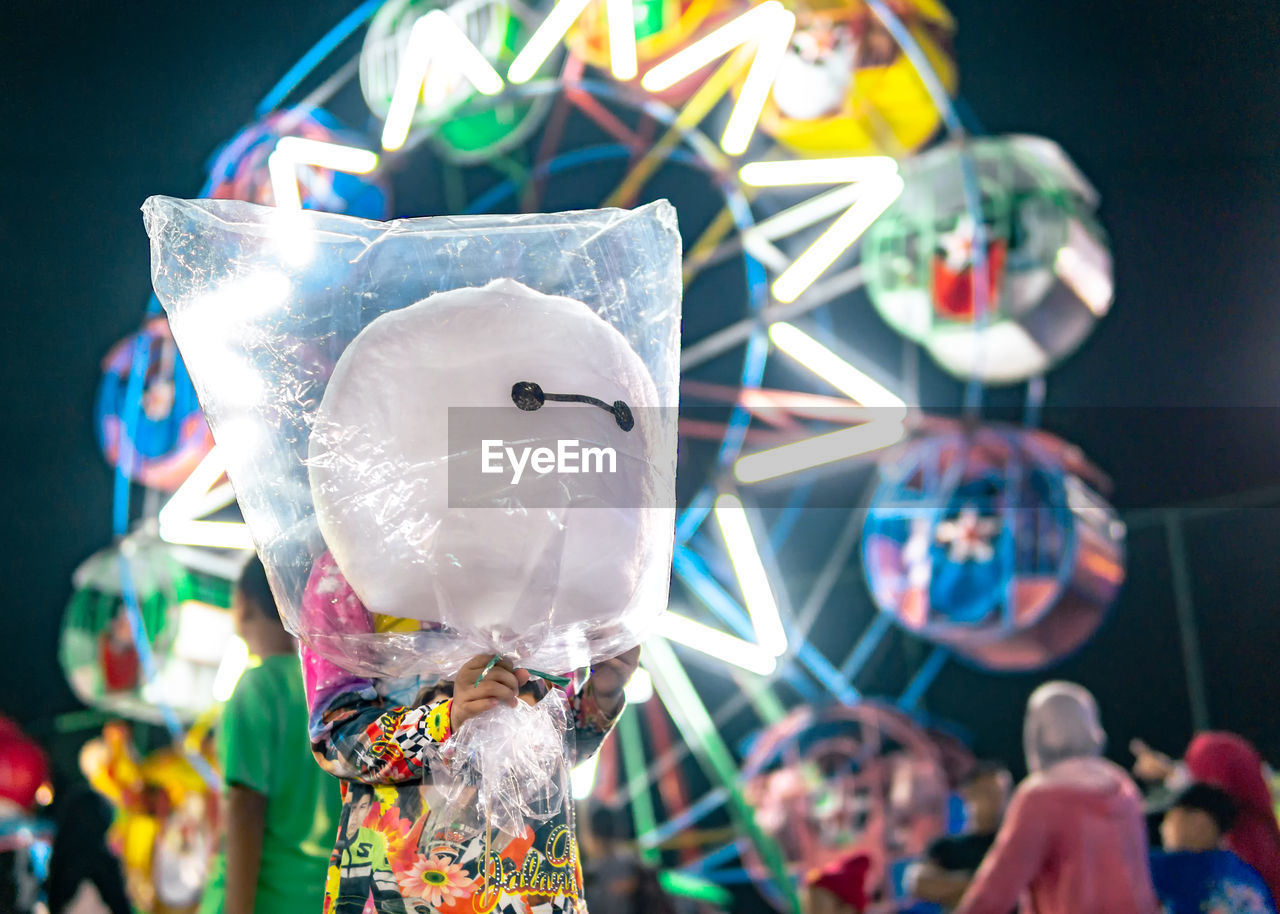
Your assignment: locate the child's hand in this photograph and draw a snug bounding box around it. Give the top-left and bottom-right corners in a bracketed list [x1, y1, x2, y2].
[589, 646, 641, 713]
[452, 655, 531, 730]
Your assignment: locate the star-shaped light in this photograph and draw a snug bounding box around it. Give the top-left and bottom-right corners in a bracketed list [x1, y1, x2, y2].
[934, 505, 1000, 563]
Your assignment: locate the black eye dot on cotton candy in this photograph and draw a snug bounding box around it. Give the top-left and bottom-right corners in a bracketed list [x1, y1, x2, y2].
[511, 381, 546, 412]
[612, 400, 634, 432]
[511, 380, 635, 432]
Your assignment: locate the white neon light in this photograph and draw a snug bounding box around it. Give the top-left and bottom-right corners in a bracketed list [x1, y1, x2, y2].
[657, 613, 777, 675]
[606, 0, 639, 79]
[768, 322, 907, 415]
[275, 136, 380, 174]
[719, 11, 792, 155]
[641, 1, 784, 90]
[158, 519, 255, 551]
[640, 1, 795, 155]
[740, 157, 905, 301]
[740, 235, 791, 273]
[772, 174, 904, 302]
[739, 156, 899, 187]
[160, 447, 235, 531]
[267, 152, 305, 210]
[268, 139, 379, 210]
[382, 10, 504, 151]
[734, 420, 907, 483]
[624, 666, 654, 704]
[212, 636, 250, 702]
[507, 0, 592, 83]
[746, 184, 862, 242]
[571, 751, 601, 800]
[159, 449, 256, 552]
[713, 494, 787, 655]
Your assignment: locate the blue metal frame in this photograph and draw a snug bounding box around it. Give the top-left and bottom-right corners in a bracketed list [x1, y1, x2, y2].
[897, 646, 949, 711]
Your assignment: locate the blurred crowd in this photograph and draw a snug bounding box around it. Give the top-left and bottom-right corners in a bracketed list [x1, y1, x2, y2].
[806, 682, 1280, 914]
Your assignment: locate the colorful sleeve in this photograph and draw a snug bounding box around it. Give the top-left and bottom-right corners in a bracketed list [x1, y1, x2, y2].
[301, 552, 453, 784]
[567, 676, 625, 763]
[310, 680, 454, 784]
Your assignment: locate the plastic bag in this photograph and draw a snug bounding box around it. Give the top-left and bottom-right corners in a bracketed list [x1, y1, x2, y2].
[436, 688, 572, 835]
[143, 197, 680, 681]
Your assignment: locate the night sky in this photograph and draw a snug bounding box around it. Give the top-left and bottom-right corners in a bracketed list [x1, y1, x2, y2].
[4, 0, 1280, 840]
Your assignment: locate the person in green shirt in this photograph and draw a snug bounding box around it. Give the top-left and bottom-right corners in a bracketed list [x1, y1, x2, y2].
[200, 555, 342, 914]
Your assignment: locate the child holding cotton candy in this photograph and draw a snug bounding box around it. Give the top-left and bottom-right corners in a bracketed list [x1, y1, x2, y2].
[144, 197, 681, 914]
[301, 550, 639, 914]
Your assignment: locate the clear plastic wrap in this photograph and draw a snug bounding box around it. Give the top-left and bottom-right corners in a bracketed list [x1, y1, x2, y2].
[142, 197, 681, 682]
[436, 689, 572, 835]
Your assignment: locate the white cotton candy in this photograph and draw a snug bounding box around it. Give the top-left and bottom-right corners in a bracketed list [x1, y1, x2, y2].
[308, 280, 667, 648]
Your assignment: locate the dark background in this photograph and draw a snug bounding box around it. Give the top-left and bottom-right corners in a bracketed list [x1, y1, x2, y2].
[3, 0, 1280, 865]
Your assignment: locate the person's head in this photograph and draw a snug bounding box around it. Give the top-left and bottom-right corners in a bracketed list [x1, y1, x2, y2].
[346, 791, 374, 838]
[0, 720, 48, 818]
[1184, 731, 1273, 820]
[1023, 681, 1105, 773]
[233, 555, 293, 656]
[961, 761, 1012, 834]
[1161, 783, 1236, 852]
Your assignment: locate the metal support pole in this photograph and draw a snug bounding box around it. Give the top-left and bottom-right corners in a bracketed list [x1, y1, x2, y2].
[1164, 511, 1211, 731]
[898, 646, 949, 712]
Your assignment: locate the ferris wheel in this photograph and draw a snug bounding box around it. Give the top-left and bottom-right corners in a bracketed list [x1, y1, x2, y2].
[76, 0, 1123, 909]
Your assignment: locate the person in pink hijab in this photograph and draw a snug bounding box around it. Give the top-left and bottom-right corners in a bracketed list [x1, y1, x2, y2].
[1183, 732, 1280, 905]
[954, 682, 1159, 914]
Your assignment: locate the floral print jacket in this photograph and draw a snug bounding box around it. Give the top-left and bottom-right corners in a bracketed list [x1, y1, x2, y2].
[301, 554, 622, 914]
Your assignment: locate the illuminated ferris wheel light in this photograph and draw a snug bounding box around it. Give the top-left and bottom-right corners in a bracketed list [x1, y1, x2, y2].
[733, 420, 907, 483]
[274, 137, 380, 174]
[268, 138, 379, 214]
[718, 12, 793, 155]
[381, 11, 505, 151]
[658, 612, 778, 675]
[739, 156, 900, 187]
[606, 0, 639, 79]
[266, 151, 306, 210]
[768, 322, 906, 415]
[158, 518, 256, 551]
[640, 1, 795, 155]
[508, 0, 592, 83]
[714, 493, 788, 656]
[160, 447, 234, 528]
[771, 173, 905, 302]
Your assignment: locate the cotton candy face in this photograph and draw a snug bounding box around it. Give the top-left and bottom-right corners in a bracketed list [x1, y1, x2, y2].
[307, 279, 669, 650]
